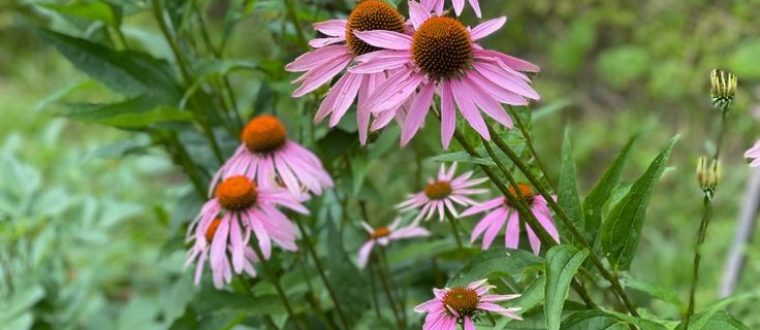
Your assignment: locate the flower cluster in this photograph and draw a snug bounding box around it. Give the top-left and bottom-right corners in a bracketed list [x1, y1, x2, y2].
[186, 115, 333, 288]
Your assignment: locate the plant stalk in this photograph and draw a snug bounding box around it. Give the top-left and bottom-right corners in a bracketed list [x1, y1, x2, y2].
[685, 195, 712, 327]
[250, 243, 305, 330]
[294, 217, 351, 329]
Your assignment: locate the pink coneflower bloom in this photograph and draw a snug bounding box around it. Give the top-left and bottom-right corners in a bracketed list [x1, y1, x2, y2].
[745, 140, 760, 167]
[211, 115, 333, 196]
[397, 163, 487, 223]
[461, 183, 559, 253]
[185, 176, 308, 288]
[357, 218, 431, 269]
[350, 4, 540, 149]
[421, 0, 481, 18]
[415, 279, 522, 330]
[284, 0, 408, 144]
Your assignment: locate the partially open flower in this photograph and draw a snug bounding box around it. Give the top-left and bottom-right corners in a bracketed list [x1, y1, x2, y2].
[185, 176, 308, 288]
[461, 183, 560, 253]
[397, 163, 487, 223]
[415, 279, 521, 330]
[211, 115, 333, 196]
[745, 140, 760, 167]
[421, 0, 482, 18]
[357, 218, 430, 269]
[696, 156, 721, 195]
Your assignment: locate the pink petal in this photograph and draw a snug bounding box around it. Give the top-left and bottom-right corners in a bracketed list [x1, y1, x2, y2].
[353, 30, 413, 50]
[350, 50, 411, 74]
[468, 0, 482, 17]
[408, 0, 432, 30]
[451, 78, 490, 140]
[285, 45, 350, 72]
[452, 0, 465, 15]
[292, 55, 352, 97]
[401, 83, 435, 145]
[504, 210, 520, 249]
[358, 241, 375, 269]
[440, 81, 457, 149]
[313, 19, 346, 37]
[470, 17, 506, 41]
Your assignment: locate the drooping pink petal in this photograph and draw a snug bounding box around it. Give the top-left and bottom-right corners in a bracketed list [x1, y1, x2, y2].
[451, 78, 490, 140]
[440, 81, 457, 149]
[357, 241, 375, 269]
[313, 19, 347, 37]
[409, 0, 432, 30]
[401, 82, 435, 145]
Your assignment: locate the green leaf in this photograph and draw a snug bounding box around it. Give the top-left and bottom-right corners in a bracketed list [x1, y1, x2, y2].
[557, 129, 584, 245]
[38, 29, 181, 100]
[683, 311, 750, 330]
[601, 136, 678, 270]
[620, 273, 683, 308]
[448, 248, 542, 287]
[54, 96, 193, 129]
[561, 310, 628, 330]
[583, 134, 637, 241]
[544, 245, 589, 330]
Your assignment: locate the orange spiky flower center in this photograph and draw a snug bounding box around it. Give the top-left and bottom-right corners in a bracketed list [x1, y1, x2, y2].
[215, 176, 258, 211]
[346, 0, 406, 56]
[369, 226, 392, 239]
[424, 180, 453, 200]
[205, 218, 223, 242]
[442, 287, 480, 316]
[412, 17, 473, 80]
[241, 115, 288, 154]
[507, 183, 535, 205]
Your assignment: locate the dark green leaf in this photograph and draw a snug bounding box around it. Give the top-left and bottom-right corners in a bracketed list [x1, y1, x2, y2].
[54, 96, 193, 129]
[38, 29, 182, 100]
[41, 1, 120, 27]
[601, 136, 678, 270]
[557, 129, 584, 245]
[448, 248, 542, 287]
[326, 221, 369, 327]
[544, 245, 589, 330]
[583, 134, 637, 241]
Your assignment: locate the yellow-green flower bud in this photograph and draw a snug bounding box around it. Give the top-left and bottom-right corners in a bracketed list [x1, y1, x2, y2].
[710, 69, 737, 112]
[697, 156, 721, 196]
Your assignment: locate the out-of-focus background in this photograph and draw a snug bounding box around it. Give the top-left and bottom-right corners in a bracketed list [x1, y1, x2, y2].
[2, 0, 760, 328]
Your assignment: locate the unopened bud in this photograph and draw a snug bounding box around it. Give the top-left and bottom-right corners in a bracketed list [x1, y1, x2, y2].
[697, 156, 721, 196]
[710, 69, 737, 112]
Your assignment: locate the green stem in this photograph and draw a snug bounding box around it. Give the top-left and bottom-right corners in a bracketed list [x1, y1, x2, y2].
[507, 106, 553, 189]
[685, 195, 712, 328]
[713, 110, 728, 160]
[249, 243, 304, 330]
[283, 0, 308, 49]
[376, 248, 405, 328]
[367, 263, 383, 319]
[445, 211, 464, 250]
[294, 217, 351, 329]
[486, 124, 639, 316]
[242, 279, 278, 330]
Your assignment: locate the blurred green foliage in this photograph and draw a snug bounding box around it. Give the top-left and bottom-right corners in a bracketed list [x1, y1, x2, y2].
[2, 0, 760, 329]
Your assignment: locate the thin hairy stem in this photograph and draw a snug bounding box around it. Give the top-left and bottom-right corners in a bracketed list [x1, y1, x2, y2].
[294, 217, 351, 329]
[685, 195, 712, 327]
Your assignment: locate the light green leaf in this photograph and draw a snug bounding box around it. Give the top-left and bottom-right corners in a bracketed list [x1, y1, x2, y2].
[601, 136, 678, 270]
[583, 134, 637, 241]
[448, 248, 542, 287]
[544, 245, 589, 330]
[557, 129, 584, 245]
[684, 311, 750, 330]
[41, 1, 120, 27]
[561, 310, 628, 330]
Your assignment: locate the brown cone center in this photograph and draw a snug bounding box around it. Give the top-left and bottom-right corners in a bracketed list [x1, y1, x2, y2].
[241, 115, 288, 154]
[412, 17, 473, 80]
[346, 0, 406, 56]
[215, 176, 258, 211]
[442, 287, 480, 316]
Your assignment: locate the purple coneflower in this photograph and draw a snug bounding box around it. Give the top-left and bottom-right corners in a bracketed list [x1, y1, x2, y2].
[185, 176, 307, 288]
[421, 0, 481, 18]
[415, 279, 521, 330]
[357, 218, 430, 269]
[285, 0, 409, 144]
[397, 163, 487, 223]
[211, 115, 333, 196]
[745, 140, 760, 167]
[461, 183, 559, 253]
[350, 2, 540, 148]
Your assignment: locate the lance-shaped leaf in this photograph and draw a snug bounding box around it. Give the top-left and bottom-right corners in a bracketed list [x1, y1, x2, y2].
[601, 136, 678, 270]
[557, 129, 584, 245]
[544, 245, 589, 330]
[583, 134, 638, 240]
